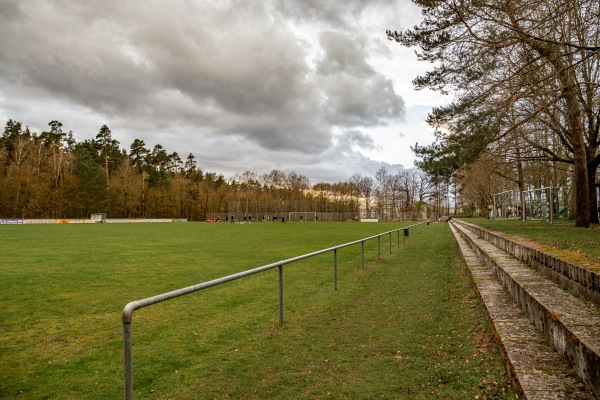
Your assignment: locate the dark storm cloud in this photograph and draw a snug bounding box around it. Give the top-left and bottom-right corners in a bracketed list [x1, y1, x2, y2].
[0, 0, 22, 21]
[0, 0, 426, 182]
[275, 0, 388, 26]
[316, 30, 405, 127]
[340, 129, 379, 151]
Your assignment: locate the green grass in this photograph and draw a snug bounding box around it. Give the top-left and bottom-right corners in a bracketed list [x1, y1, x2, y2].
[0, 222, 514, 399]
[463, 218, 600, 268]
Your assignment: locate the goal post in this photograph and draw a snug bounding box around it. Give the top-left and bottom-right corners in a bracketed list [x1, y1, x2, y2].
[288, 212, 317, 222]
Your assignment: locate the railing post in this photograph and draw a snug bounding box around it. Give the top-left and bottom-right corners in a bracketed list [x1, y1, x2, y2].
[389, 232, 392, 253]
[123, 322, 133, 400]
[361, 241, 365, 271]
[278, 264, 284, 324]
[333, 248, 338, 291]
[377, 236, 381, 261]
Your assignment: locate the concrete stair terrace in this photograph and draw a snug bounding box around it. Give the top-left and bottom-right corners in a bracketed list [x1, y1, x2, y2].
[449, 219, 600, 399]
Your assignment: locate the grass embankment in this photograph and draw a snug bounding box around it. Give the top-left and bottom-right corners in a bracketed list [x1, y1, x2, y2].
[463, 218, 600, 269]
[0, 222, 514, 399]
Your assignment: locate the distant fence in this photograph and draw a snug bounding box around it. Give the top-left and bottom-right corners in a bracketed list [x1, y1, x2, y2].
[207, 212, 364, 222]
[0, 218, 188, 224]
[122, 221, 433, 399]
[491, 186, 572, 223]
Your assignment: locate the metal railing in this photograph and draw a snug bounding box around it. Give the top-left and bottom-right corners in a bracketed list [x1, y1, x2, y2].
[122, 221, 431, 399]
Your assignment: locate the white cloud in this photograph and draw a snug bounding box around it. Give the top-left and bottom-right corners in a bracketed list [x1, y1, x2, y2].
[0, 0, 446, 183]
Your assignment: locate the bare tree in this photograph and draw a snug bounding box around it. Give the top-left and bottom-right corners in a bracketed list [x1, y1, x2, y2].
[389, 0, 600, 226]
[350, 173, 375, 217]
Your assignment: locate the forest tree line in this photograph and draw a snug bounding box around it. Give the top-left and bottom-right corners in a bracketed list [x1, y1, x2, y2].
[0, 119, 438, 221]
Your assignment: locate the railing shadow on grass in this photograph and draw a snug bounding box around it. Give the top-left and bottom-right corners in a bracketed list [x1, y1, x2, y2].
[122, 221, 433, 399]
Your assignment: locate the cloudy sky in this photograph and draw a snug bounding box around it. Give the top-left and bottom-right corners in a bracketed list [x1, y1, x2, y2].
[0, 0, 448, 183]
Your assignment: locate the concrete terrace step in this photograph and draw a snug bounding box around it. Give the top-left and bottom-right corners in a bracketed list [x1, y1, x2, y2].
[449, 222, 598, 399]
[454, 219, 600, 307]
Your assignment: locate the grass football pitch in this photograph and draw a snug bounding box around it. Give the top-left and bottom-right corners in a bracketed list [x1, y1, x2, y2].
[0, 221, 514, 399]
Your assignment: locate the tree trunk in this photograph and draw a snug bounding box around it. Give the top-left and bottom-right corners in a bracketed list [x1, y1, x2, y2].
[511, 12, 591, 227]
[568, 96, 590, 227]
[557, 53, 589, 226]
[515, 146, 525, 220]
[588, 163, 599, 224]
